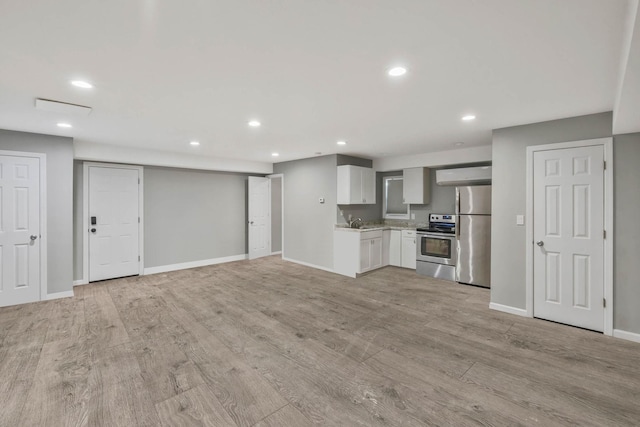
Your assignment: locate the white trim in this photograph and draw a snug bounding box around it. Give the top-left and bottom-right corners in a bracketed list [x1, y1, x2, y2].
[143, 254, 247, 275]
[613, 329, 640, 344]
[73, 279, 88, 286]
[489, 302, 529, 317]
[282, 257, 335, 273]
[46, 290, 74, 300]
[603, 140, 614, 336]
[0, 150, 47, 303]
[83, 162, 144, 283]
[270, 251, 282, 255]
[267, 173, 284, 258]
[74, 140, 273, 174]
[525, 137, 614, 336]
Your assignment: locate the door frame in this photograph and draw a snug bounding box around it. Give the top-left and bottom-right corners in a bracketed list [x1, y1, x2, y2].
[247, 176, 271, 260]
[267, 173, 284, 257]
[0, 150, 47, 301]
[525, 137, 613, 335]
[82, 162, 144, 284]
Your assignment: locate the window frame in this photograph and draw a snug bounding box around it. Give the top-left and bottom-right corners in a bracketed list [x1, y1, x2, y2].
[382, 175, 410, 219]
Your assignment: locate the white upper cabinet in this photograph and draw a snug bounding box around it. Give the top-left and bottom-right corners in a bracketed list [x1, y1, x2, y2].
[403, 167, 431, 204]
[337, 165, 376, 204]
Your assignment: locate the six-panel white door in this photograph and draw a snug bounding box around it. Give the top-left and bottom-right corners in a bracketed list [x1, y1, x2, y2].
[89, 166, 140, 282]
[248, 177, 271, 260]
[0, 155, 41, 307]
[533, 145, 604, 332]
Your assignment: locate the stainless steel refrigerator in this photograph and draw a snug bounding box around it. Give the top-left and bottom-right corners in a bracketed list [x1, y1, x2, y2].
[456, 185, 492, 288]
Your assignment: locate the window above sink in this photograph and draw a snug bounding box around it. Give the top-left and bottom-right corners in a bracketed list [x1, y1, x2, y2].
[383, 176, 409, 219]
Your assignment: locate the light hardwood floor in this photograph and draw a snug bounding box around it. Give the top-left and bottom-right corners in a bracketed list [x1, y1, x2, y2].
[1, 256, 639, 426]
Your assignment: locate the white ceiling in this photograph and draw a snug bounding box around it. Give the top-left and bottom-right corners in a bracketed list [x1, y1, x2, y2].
[0, 0, 636, 165]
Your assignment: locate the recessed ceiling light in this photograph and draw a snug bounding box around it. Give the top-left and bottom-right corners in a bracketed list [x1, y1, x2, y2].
[71, 80, 93, 89]
[248, 120, 261, 127]
[190, 141, 200, 146]
[57, 123, 72, 128]
[388, 67, 407, 77]
[462, 115, 476, 121]
[455, 142, 465, 146]
[337, 140, 347, 145]
[271, 152, 279, 157]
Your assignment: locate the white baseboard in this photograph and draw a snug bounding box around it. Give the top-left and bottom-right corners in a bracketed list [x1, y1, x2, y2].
[489, 302, 529, 317]
[613, 329, 640, 344]
[282, 257, 334, 273]
[271, 251, 282, 255]
[143, 254, 248, 275]
[46, 290, 75, 301]
[73, 279, 88, 286]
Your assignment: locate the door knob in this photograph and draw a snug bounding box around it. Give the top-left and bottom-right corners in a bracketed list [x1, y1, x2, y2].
[91, 228, 96, 233]
[249, 221, 254, 225]
[536, 240, 544, 247]
[30, 235, 38, 241]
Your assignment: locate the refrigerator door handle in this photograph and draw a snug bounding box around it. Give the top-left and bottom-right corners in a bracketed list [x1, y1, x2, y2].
[456, 215, 460, 239]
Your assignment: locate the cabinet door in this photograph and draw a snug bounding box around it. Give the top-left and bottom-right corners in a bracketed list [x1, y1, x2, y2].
[350, 167, 363, 204]
[382, 230, 390, 266]
[361, 167, 376, 204]
[389, 230, 402, 266]
[337, 165, 351, 204]
[403, 167, 430, 204]
[401, 236, 417, 269]
[359, 238, 371, 272]
[370, 238, 383, 270]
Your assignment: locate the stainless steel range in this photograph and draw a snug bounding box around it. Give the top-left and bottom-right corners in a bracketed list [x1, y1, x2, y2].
[416, 214, 456, 281]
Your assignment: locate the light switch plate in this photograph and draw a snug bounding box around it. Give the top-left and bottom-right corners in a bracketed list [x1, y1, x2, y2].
[516, 215, 525, 225]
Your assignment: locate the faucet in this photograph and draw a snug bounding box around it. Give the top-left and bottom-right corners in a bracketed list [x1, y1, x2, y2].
[349, 217, 363, 229]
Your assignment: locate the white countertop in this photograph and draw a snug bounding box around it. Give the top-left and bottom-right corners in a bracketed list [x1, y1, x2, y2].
[334, 224, 417, 232]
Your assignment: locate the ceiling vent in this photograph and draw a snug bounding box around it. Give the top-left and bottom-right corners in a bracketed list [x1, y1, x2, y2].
[35, 98, 92, 116]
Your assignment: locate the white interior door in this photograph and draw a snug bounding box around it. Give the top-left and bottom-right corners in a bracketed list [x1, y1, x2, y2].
[89, 166, 140, 282]
[248, 176, 270, 260]
[0, 155, 41, 307]
[533, 145, 604, 331]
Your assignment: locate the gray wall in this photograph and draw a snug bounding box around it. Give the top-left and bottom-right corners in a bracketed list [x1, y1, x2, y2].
[338, 168, 457, 225]
[0, 129, 74, 294]
[144, 167, 251, 268]
[274, 155, 337, 270]
[271, 176, 282, 253]
[336, 154, 373, 168]
[490, 112, 613, 310]
[612, 133, 640, 334]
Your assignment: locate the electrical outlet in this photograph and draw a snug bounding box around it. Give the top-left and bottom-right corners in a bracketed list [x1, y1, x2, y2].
[319, 197, 325, 204]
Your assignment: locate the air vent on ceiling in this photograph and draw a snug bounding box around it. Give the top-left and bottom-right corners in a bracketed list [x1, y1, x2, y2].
[35, 98, 92, 116]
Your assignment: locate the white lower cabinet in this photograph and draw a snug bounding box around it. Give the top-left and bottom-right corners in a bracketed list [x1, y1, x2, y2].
[401, 230, 417, 269]
[333, 228, 416, 278]
[389, 230, 402, 267]
[359, 231, 382, 273]
[334, 229, 383, 277]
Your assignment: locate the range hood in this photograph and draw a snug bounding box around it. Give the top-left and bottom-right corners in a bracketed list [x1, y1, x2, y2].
[436, 166, 492, 186]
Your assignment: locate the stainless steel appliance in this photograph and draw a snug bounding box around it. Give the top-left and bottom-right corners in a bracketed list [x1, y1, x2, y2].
[416, 214, 456, 281]
[456, 185, 492, 288]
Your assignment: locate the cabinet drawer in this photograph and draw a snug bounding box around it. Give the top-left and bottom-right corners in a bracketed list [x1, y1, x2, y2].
[360, 230, 383, 240]
[401, 230, 416, 238]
